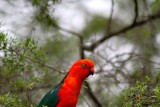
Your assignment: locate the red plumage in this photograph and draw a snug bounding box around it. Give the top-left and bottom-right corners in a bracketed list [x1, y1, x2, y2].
[56, 59, 94, 107]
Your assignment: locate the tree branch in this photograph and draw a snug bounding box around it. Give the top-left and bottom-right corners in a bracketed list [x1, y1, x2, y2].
[84, 81, 103, 107]
[83, 12, 160, 51]
[132, 0, 138, 24]
[56, 26, 83, 37]
[24, 55, 65, 74]
[106, 0, 115, 33]
[11, 84, 54, 93]
[55, 26, 85, 58]
[79, 36, 85, 59]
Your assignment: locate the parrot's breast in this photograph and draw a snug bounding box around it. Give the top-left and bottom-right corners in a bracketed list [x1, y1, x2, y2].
[56, 77, 83, 107]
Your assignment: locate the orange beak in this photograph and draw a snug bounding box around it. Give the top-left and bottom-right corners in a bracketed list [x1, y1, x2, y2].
[89, 67, 94, 75]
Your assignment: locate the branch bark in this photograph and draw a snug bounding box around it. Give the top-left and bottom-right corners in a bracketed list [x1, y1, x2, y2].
[132, 0, 138, 24]
[83, 12, 160, 51]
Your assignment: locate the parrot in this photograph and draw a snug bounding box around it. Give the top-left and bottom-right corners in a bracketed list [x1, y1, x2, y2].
[38, 59, 94, 107]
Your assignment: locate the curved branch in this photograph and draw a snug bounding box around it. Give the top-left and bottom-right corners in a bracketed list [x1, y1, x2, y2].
[83, 12, 160, 51]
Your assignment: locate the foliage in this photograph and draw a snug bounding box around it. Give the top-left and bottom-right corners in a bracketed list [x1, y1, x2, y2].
[32, 0, 61, 5]
[151, 0, 160, 13]
[33, 0, 58, 29]
[107, 75, 160, 107]
[0, 93, 21, 107]
[122, 75, 160, 107]
[0, 32, 47, 106]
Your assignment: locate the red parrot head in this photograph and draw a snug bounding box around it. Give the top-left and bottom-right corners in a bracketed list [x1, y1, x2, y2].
[68, 59, 94, 80]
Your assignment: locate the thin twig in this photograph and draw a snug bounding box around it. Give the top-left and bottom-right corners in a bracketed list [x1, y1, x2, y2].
[24, 56, 65, 74]
[11, 84, 54, 93]
[56, 26, 83, 37]
[106, 0, 115, 33]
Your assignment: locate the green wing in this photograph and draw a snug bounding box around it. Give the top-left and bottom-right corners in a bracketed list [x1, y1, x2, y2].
[37, 74, 68, 107]
[37, 84, 61, 107]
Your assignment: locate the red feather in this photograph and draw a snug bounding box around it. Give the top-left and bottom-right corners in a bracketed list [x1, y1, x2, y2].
[56, 59, 94, 107]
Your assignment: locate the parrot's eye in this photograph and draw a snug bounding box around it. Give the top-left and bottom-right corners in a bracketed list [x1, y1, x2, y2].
[81, 63, 86, 68]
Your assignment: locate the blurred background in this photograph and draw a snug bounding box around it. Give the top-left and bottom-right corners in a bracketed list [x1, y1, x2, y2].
[0, 0, 160, 107]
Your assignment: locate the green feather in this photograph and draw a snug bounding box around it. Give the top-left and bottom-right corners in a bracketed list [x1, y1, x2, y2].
[38, 74, 68, 107]
[37, 85, 60, 107]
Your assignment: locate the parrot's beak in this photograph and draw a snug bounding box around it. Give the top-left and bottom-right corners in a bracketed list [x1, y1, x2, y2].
[89, 67, 94, 76]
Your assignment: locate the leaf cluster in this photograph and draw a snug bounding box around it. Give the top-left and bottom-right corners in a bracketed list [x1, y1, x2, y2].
[0, 93, 21, 107]
[0, 32, 47, 106]
[122, 75, 160, 107]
